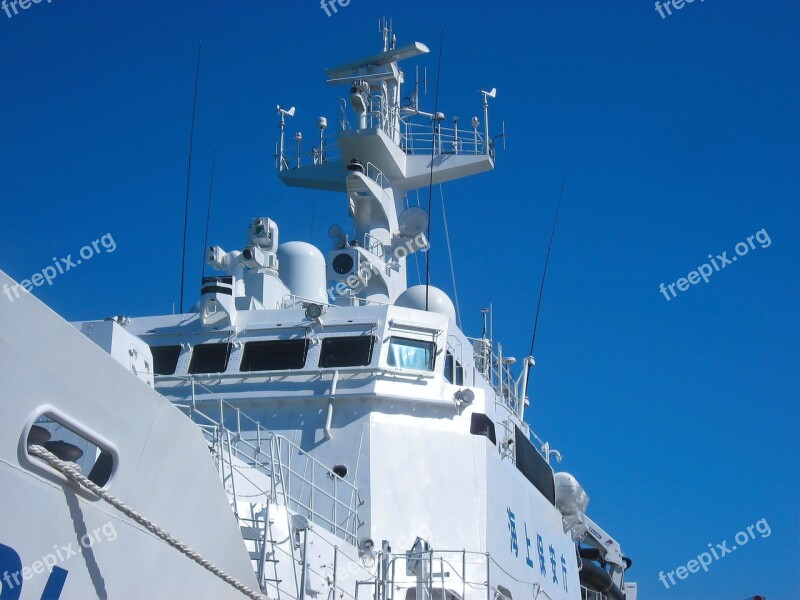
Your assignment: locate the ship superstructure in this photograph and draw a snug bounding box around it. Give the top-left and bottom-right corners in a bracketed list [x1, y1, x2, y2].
[1, 21, 636, 600]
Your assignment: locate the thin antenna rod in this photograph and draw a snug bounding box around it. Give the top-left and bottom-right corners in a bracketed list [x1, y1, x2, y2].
[179, 41, 203, 313]
[529, 171, 567, 356]
[201, 149, 216, 279]
[425, 27, 444, 311]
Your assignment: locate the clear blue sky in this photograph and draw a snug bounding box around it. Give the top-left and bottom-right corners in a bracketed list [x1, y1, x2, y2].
[1, 1, 798, 598]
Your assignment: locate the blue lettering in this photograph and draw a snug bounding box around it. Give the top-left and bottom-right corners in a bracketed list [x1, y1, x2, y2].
[560, 554, 568, 592]
[0, 543, 23, 600]
[523, 523, 533, 568]
[536, 535, 546, 576]
[506, 509, 518, 557]
[549, 545, 558, 585]
[41, 568, 68, 600]
[0, 543, 68, 600]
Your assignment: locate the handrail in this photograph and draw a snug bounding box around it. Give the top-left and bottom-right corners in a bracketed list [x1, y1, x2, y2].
[276, 115, 490, 173]
[400, 119, 487, 156]
[176, 390, 363, 545]
[360, 548, 568, 600]
[276, 130, 341, 171]
[465, 336, 521, 414]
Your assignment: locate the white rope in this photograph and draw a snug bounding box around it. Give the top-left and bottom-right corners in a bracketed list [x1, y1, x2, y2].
[28, 444, 268, 600]
[438, 184, 462, 328]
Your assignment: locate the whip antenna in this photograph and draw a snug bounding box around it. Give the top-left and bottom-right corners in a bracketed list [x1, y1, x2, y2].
[425, 26, 444, 311]
[201, 149, 215, 279]
[179, 41, 203, 313]
[529, 171, 567, 356]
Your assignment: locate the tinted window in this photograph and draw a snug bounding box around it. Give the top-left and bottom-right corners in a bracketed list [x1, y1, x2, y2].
[445, 352, 464, 385]
[241, 339, 309, 371]
[151, 345, 181, 375]
[387, 337, 435, 371]
[319, 336, 374, 368]
[514, 426, 555, 505]
[189, 343, 231, 374]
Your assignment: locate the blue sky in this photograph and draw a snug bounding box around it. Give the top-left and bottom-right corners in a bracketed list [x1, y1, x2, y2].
[1, 1, 798, 598]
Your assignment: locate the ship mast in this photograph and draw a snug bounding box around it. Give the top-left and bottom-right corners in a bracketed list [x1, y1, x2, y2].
[276, 20, 498, 305]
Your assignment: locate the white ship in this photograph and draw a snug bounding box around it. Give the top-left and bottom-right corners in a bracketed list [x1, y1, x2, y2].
[0, 22, 636, 600]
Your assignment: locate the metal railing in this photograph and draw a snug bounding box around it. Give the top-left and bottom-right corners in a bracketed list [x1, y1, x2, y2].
[355, 548, 560, 600]
[364, 160, 389, 189]
[400, 120, 488, 156]
[580, 587, 610, 600]
[275, 129, 342, 171]
[275, 116, 489, 172]
[466, 337, 521, 415]
[176, 390, 363, 545]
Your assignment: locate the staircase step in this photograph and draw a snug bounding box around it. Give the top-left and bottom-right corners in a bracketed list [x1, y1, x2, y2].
[248, 550, 280, 562]
[240, 525, 261, 540]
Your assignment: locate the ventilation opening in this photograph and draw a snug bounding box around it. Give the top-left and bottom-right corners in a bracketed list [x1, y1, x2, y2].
[332, 464, 348, 478]
[469, 413, 497, 445]
[405, 589, 462, 600]
[495, 586, 513, 600]
[26, 414, 115, 487]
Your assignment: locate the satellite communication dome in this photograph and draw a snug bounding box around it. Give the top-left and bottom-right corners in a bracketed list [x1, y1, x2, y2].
[398, 207, 429, 238]
[277, 242, 327, 305]
[395, 285, 456, 321]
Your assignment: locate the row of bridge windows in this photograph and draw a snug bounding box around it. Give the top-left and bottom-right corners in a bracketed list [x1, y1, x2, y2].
[150, 336, 455, 377]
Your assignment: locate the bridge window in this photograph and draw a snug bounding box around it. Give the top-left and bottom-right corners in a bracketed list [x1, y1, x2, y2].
[241, 339, 309, 371]
[319, 336, 375, 368]
[387, 337, 435, 372]
[189, 342, 231, 374]
[151, 345, 181, 375]
[445, 351, 464, 384]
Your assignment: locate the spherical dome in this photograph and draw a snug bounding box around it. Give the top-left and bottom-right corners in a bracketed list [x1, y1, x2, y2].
[277, 242, 328, 304]
[395, 285, 456, 321]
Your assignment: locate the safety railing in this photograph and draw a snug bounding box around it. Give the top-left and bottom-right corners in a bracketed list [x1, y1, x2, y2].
[176, 389, 363, 545]
[364, 161, 389, 189]
[275, 129, 342, 171]
[580, 587, 610, 600]
[400, 120, 488, 156]
[276, 115, 490, 173]
[355, 548, 561, 600]
[466, 337, 521, 416]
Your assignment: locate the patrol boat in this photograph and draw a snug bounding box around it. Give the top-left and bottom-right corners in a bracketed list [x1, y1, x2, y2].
[0, 21, 637, 600]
